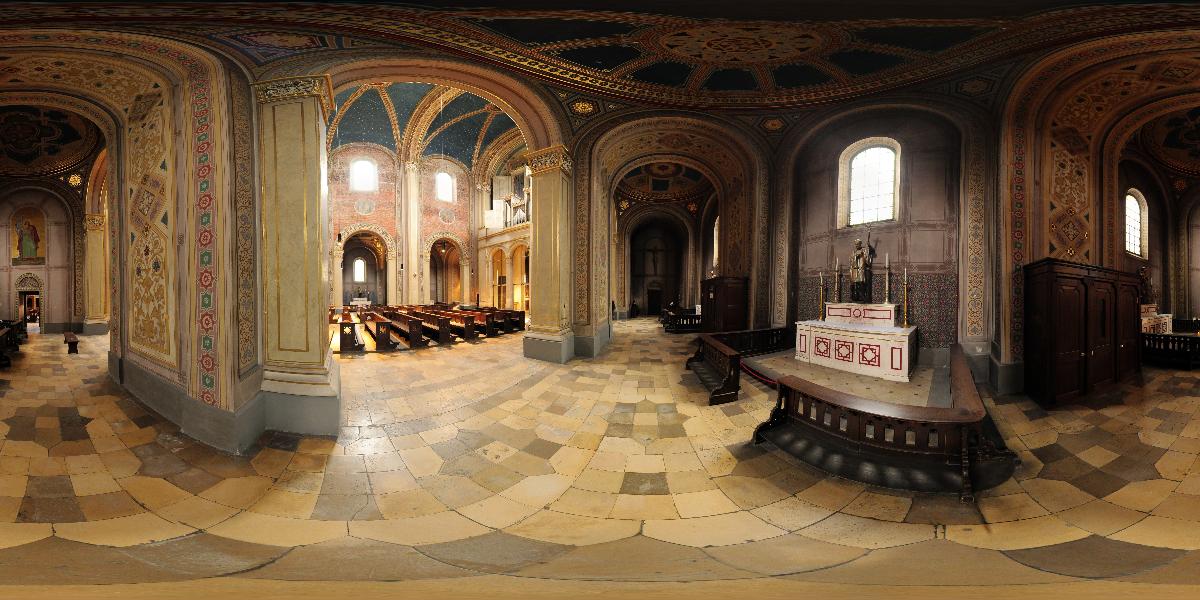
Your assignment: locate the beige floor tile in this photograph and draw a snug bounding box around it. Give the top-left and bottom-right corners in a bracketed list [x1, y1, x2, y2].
[1111, 515, 1200, 550]
[573, 469, 625, 494]
[504, 509, 640, 545]
[626, 454, 665, 473]
[65, 454, 106, 475]
[750, 496, 835, 531]
[0, 474, 26, 497]
[978, 492, 1051, 522]
[611, 494, 678, 520]
[795, 479, 863, 511]
[207, 512, 347, 547]
[840, 491, 912, 522]
[548, 446, 593, 476]
[799, 513, 933, 549]
[155, 495, 240, 529]
[1150, 493, 1200, 522]
[500, 474, 572, 507]
[1156, 451, 1196, 481]
[350, 511, 490, 545]
[946, 515, 1090, 550]
[376, 488, 447, 519]
[1105, 479, 1177, 512]
[643, 511, 786, 547]
[249, 489, 319, 519]
[674, 488, 741, 518]
[0, 522, 53, 549]
[368, 469, 420, 494]
[587, 451, 628, 472]
[456, 494, 541, 529]
[199, 476, 274, 509]
[98, 450, 141, 479]
[120, 476, 192, 509]
[55, 512, 195, 547]
[70, 472, 122, 496]
[1020, 478, 1095, 514]
[550, 487, 617, 518]
[398, 446, 444, 477]
[1056, 499, 1146, 536]
[666, 469, 717, 494]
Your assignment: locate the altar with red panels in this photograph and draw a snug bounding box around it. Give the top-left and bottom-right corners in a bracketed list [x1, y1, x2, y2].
[795, 302, 917, 382]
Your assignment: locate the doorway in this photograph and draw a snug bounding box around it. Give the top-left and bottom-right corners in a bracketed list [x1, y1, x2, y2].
[19, 291, 40, 333]
[646, 287, 663, 316]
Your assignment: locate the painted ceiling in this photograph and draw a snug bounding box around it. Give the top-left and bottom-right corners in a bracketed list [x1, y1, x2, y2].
[615, 162, 713, 217]
[329, 82, 520, 169]
[1141, 107, 1200, 177]
[0, 105, 101, 177]
[2, 3, 1198, 109]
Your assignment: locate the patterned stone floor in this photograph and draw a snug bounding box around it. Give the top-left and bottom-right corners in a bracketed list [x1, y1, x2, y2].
[1, 318, 1199, 595]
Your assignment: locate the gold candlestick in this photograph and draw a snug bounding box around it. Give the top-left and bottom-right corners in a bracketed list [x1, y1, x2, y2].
[818, 271, 825, 321]
[902, 266, 909, 328]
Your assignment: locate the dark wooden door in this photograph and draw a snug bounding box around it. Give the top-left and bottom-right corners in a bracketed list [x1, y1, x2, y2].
[1051, 276, 1087, 401]
[1086, 278, 1117, 388]
[646, 289, 662, 315]
[1116, 282, 1140, 379]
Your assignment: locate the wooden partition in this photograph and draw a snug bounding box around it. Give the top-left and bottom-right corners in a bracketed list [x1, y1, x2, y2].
[685, 326, 795, 404]
[1142, 333, 1200, 369]
[753, 345, 1015, 500]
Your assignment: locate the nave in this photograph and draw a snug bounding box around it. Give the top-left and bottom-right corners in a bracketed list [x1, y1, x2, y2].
[0, 321, 1198, 594]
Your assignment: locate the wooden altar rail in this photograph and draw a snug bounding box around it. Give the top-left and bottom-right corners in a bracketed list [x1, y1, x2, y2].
[685, 326, 795, 405]
[752, 345, 1014, 501]
[1142, 333, 1200, 370]
[663, 308, 702, 333]
[1173, 319, 1200, 334]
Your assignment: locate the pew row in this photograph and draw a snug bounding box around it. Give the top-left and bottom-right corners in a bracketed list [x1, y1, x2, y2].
[1141, 332, 1200, 370]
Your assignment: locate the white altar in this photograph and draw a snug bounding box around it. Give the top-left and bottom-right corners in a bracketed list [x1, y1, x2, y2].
[349, 297, 371, 307]
[1141, 304, 1172, 334]
[795, 302, 917, 382]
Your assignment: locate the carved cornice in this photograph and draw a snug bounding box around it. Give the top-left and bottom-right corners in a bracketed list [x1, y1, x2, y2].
[252, 75, 334, 118]
[84, 213, 105, 231]
[524, 145, 572, 176]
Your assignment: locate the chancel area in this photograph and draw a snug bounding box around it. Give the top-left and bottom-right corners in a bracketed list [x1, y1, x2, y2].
[3, 2, 1200, 599]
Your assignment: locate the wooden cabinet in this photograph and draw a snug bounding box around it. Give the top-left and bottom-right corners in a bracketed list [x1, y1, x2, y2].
[1025, 258, 1140, 405]
[701, 277, 748, 332]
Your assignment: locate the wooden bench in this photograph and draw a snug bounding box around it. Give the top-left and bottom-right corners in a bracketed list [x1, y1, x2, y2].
[0, 327, 10, 368]
[382, 311, 427, 349]
[663, 310, 702, 333]
[337, 313, 364, 352]
[685, 326, 795, 405]
[64, 332, 79, 354]
[425, 309, 477, 341]
[752, 345, 1017, 501]
[407, 309, 453, 345]
[1142, 332, 1200, 369]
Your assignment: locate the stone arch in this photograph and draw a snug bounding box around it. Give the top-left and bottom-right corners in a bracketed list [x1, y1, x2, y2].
[615, 203, 698, 311]
[337, 222, 399, 255]
[1000, 31, 1200, 365]
[577, 112, 769, 346]
[15, 272, 44, 291]
[0, 182, 84, 321]
[322, 57, 565, 151]
[778, 96, 994, 358]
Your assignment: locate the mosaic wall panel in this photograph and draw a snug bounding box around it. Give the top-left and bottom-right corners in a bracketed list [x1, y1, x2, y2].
[228, 63, 259, 376]
[795, 271, 958, 349]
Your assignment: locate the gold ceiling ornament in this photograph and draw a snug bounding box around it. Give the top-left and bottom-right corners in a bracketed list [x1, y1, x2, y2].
[569, 99, 597, 116]
[252, 75, 334, 118]
[67, 173, 83, 187]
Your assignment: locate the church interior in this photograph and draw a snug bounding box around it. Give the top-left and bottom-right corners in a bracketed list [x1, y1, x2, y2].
[3, 2, 1200, 598]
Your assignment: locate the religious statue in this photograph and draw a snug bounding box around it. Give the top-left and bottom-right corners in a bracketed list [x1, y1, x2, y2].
[849, 234, 875, 303]
[1138, 265, 1157, 304]
[16, 219, 39, 259]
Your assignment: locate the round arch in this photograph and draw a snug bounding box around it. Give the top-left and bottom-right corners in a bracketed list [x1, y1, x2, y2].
[615, 203, 697, 313]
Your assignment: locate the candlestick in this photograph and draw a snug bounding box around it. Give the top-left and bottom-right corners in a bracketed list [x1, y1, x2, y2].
[884, 263, 891, 304]
[886, 253, 889, 268]
[902, 266, 909, 328]
[818, 271, 825, 321]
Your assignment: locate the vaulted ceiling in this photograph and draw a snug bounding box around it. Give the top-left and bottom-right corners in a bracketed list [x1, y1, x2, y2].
[3, 2, 1198, 109]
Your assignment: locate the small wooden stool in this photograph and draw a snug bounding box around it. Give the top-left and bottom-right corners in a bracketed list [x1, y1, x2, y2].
[64, 332, 79, 354]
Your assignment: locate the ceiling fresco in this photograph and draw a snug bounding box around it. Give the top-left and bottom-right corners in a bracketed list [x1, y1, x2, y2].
[329, 82, 520, 169]
[615, 162, 714, 217]
[0, 105, 101, 177]
[2, 3, 1199, 109]
[1141, 106, 1200, 177]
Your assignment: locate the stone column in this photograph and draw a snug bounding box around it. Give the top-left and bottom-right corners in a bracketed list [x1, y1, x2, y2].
[252, 75, 340, 435]
[403, 161, 422, 304]
[421, 249, 432, 304]
[386, 250, 399, 305]
[523, 146, 574, 362]
[331, 248, 344, 308]
[83, 213, 109, 333]
[459, 259, 471, 305]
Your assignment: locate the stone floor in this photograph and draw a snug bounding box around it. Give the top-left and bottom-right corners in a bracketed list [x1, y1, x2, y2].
[1, 318, 1199, 597]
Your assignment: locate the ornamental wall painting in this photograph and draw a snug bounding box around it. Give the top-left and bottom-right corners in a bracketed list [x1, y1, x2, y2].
[11, 206, 45, 266]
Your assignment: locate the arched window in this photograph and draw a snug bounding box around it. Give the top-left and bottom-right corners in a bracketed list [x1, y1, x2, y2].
[352, 257, 366, 283]
[838, 138, 901, 228]
[435, 172, 454, 202]
[348, 159, 378, 192]
[1125, 188, 1148, 258]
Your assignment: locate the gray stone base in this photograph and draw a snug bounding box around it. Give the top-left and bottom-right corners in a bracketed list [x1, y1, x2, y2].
[109, 353, 340, 455]
[524, 331, 575, 363]
[574, 321, 612, 358]
[989, 356, 1024, 396]
[81, 322, 109, 335]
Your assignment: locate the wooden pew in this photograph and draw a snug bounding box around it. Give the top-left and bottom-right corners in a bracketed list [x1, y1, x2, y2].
[424, 308, 477, 341]
[473, 307, 517, 332]
[0, 326, 10, 368]
[338, 312, 364, 352]
[381, 310, 427, 349]
[400, 307, 453, 345]
[447, 307, 501, 337]
[360, 312, 397, 352]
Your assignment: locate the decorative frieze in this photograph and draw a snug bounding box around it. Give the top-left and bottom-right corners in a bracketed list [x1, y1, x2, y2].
[524, 145, 572, 176]
[252, 75, 334, 118]
[84, 213, 105, 231]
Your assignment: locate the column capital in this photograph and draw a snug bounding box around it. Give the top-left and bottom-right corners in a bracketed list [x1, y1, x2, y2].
[252, 75, 334, 118]
[84, 213, 105, 231]
[523, 145, 572, 176]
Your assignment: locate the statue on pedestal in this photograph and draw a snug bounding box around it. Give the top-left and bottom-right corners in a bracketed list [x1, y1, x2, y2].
[849, 234, 875, 303]
[1137, 266, 1157, 305]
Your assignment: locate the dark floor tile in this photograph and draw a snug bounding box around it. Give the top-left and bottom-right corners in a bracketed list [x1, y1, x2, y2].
[320, 471, 371, 495]
[310, 494, 382, 521]
[621, 472, 669, 495]
[17, 496, 85, 523]
[419, 531, 569, 574]
[1071, 469, 1130, 498]
[25, 475, 73, 498]
[1006, 535, 1184, 578]
[166, 467, 223, 495]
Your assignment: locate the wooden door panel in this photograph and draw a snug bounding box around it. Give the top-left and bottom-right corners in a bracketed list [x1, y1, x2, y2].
[1087, 279, 1116, 388]
[1051, 277, 1086, 400]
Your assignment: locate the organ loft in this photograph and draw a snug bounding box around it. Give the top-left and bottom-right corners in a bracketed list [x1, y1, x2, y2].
[0, 2, 1198, 600]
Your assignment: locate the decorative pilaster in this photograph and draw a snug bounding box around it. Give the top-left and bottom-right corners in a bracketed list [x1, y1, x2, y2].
[252, 75, 340, 411]
[523, 145, 574, 362]
[331, 248, 344, 307]
[83, 213, 108, 328]
[403, 160, 422, 304]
